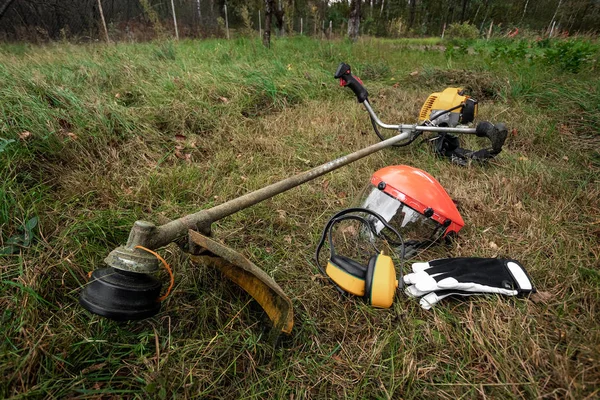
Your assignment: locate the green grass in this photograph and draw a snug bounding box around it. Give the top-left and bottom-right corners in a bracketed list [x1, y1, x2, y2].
[1, 36, 599, 399]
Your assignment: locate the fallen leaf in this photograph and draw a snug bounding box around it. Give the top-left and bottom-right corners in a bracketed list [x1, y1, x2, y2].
[410, 70, 419, 76]
[393, 83, 400, 88]
[115, 93, 121, 98]
[219, 96, 229, 104]
[174, 147, 191, 162]
[321, 180, 330, 190]
[19, 131, 32, 141]
[175, 134, 187, 141]
[66, 132, 78, 140]
[562, 156, 569, 161]
[511, 128, 518, 136]
[340, 225, 358, 236]
[530, 291, 552, 304]
[558, 124, 571, 135]
[337, 192, 347, 199]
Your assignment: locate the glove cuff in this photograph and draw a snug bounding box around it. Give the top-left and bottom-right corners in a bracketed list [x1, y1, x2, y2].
[505, 261, 535, 294]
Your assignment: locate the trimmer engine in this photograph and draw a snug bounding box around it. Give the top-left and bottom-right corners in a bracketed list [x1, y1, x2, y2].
[419, 88, 478, 127]
[417, 88, 506, 166]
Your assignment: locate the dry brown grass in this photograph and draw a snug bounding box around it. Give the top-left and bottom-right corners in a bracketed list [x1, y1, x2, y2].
[1, 38, 598, 398]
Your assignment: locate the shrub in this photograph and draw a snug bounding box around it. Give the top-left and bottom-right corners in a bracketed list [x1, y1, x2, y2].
[445, 22, 479, 40]
[490, 40, 531, 61]
[543, 39, 596, 73]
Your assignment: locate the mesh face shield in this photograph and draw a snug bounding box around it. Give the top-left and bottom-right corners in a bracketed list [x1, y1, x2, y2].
[354, 165, 465, 258]
[359, 187, 444, 257]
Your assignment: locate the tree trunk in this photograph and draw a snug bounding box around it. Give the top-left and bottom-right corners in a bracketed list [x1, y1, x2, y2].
[275, 0, 284, 35]
[461, 0, 469, 22]
[548, 0, 563, 32]
[263, 0, 275, 47]
[97, 0, 110, 42]
[0, 0, 16, 21]
[347, 0, 361, 41]
[446, 2, 454, 28]
[408, 0, 416, 32]
[170, 0, 179, 40]
[520, 0, 529, 23]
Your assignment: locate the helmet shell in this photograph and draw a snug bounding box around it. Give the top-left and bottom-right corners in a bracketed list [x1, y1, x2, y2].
[371, 165, 464, 236]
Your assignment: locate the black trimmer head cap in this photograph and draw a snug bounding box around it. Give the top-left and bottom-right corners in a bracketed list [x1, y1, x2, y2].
[80, 267, 162, 321]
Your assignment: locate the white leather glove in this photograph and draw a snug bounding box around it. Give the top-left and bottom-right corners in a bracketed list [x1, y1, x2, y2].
[403, 257, 535, 309]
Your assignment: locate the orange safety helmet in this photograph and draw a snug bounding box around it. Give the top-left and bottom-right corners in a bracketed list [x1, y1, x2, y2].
[358, 165, 464, 257]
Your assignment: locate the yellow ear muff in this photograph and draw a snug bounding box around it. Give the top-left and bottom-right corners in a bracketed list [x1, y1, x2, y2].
[315, 208, 404, 308]
[326, 255, 367, 296]
[364, 253, 399, 308]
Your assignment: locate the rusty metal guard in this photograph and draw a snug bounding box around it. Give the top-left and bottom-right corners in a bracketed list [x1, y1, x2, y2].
[187, 230, 294, 334]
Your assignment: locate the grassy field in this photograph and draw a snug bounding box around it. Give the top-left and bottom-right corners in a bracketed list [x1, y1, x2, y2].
[1, 36, 599, 399]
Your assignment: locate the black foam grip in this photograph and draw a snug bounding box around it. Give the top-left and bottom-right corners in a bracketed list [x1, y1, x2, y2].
[334, 62, 369, 103]
[475, 121, 494, 137]
[343, 75, 369, 103]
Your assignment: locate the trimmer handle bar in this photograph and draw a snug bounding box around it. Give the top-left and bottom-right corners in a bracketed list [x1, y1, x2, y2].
[334, 62, 369, 103]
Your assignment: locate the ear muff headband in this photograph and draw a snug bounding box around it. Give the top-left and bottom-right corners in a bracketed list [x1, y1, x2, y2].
[327, 215, 380, 259]
[315, 207, 402, 275]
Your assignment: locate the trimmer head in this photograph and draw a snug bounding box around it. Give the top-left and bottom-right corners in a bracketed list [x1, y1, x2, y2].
[80, 267, 162, 321]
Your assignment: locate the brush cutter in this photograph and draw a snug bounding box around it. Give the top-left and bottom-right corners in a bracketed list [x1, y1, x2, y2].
[335, 63, 508, 165]
[80, 129, 432, 337]
[79, 65, 508, 336]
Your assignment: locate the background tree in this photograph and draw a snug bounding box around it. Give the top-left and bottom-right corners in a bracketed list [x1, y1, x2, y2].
[347, 0, 360, 41]
[0, 0, 599, 41]
[263, 0, 276, 47]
